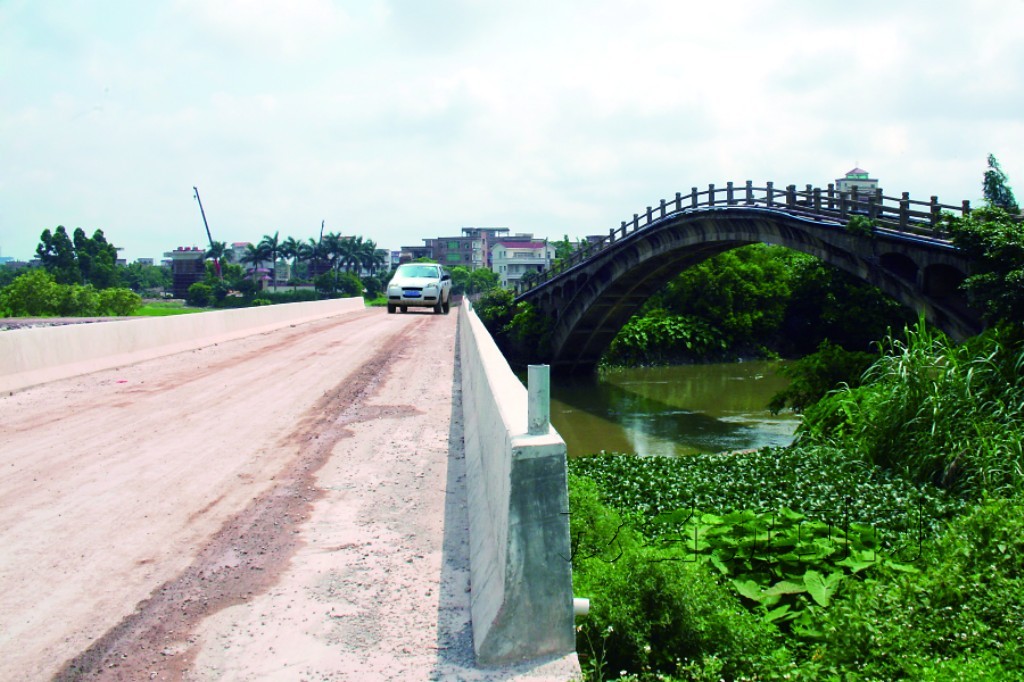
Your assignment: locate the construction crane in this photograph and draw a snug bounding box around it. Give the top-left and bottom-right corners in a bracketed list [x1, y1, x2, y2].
[193, 186, 220, 277]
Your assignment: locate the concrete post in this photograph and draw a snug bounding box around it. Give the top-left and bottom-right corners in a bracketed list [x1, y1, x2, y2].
[745, 180, 753, 205]
[675, 192, 682, 212]
[709, 183, 716, 206]
[766, 181, 774, 207]
[727, 181, 734, 205]
[691, 187, 698, 208]
[900, 192, 910, 231]
[528, 365, 550, 436]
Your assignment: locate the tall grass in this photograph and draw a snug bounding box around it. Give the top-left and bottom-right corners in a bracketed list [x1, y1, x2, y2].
[800, 321, 1024, 498]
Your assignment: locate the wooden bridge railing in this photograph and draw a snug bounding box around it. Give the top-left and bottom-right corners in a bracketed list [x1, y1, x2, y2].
[515, 181, 976, 296]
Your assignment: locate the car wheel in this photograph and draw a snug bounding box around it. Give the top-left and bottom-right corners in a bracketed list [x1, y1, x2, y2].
[442, 295, 450, 314]
[433, 299, 443, 314]
[400, 306, 408, 313]
[387, 304, 396, 314]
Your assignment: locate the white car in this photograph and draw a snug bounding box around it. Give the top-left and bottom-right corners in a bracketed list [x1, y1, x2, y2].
[386, 263, 453, 314]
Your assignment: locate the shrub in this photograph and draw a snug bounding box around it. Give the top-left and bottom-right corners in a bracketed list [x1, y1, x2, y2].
[802, 497, 1024, 678]
[0, 269, 60, 316]
[768, 339, 875, 413]
[570, 475, 783, 680]
[604, 312, 726, 366]
[56, 283, 100, 316]
[473, 288, 515, 333]
[335, 271, 364, 297]
[97, 287, 142, 316]
[186, 282, 213, 307]
[361, 275, 383, 299]
[800, 322, 1024, 497]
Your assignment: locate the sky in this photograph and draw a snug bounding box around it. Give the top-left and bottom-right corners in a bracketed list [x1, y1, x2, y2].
[2, 0, 1023, 262]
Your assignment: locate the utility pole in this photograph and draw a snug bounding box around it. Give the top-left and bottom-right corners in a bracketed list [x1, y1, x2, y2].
[193, 186, 219, 277]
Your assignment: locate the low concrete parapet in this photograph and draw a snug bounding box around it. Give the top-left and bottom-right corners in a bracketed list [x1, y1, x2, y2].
[458, 301, 576, 666]
[0, 297, 366, 393]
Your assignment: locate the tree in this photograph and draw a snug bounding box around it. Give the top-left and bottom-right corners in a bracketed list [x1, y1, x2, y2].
[36, 226, 119, 287]
[358, 239, 386, 277]
[335, 235, 361, 273]
[553, 234, 578, 261]
[239, 242, 270, 287]
[298, 238, 320, 280]
[119, 262, 171, 293]
[281, 236, 302, 282]
[469, 267, 499, 294]
[258, 231, 282, 291]
[204, 241, 233, 279]
[36, 226, 80, 284]
[946, 206, 1024, 324]
[449, 266, 471, 295]
[72, 228, 118, 288]
[983, 154, 1019, 213]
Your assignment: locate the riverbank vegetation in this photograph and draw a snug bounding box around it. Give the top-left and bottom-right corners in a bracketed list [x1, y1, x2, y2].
[571, 323, 1024, 680]
[603, 243, 915, 366]
[567, 204, 1024, 680]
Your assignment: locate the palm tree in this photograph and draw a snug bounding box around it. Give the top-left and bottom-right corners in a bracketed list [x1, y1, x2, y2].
[240, 242, 270, 287]
[281, 236, 301, 284]
[356, 238, 379, 277]
[258, 231, 282, 291]
[299, 238, 320, 280]
[335, 235, 361, 274]
[204, 240, 233, 279]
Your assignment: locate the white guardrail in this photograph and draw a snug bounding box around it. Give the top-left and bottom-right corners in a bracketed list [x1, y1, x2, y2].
[0, 297, 366, 394]
[458, 300, 576, 665]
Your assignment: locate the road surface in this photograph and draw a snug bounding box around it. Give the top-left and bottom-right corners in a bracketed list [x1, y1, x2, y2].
[0, 306, 578, 681]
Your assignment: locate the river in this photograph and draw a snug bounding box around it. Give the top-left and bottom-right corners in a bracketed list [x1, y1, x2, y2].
[549, 360, 801, 458]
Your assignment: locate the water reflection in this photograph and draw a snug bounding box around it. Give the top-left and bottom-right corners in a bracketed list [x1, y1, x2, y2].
[550, 361, 800, 458]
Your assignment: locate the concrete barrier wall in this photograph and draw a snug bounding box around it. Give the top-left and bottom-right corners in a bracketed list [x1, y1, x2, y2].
[0, 297, 366, 394]
[458, 301, 575, 665]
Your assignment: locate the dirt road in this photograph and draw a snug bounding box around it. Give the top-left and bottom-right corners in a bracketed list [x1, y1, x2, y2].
[0, 307, 578, 681]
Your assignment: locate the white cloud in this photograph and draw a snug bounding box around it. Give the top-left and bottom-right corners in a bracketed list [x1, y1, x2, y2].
[2, 0, 1024, 261]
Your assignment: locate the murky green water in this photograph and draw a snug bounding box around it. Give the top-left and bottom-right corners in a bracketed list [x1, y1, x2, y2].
[550, 361, 801, 458]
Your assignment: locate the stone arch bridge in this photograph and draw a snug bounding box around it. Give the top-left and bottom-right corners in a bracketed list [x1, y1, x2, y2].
[516, 181, 984, 373]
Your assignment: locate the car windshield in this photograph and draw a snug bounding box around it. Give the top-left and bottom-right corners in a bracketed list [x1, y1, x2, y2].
[396, 264, 440, 278]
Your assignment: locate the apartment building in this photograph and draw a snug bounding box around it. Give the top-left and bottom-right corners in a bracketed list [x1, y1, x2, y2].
[490, 236, 556, 288]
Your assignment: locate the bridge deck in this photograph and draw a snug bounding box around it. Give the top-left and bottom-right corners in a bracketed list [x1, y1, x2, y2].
[0, 308, 576, 680]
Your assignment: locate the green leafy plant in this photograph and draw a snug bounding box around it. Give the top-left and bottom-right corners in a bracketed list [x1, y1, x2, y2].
[801, 321, 1024, 498]
[768, 340, 875, 413]
[605, 312, 726, 366]
[844, 214, 875, 237]
[652, 506, 918, 635]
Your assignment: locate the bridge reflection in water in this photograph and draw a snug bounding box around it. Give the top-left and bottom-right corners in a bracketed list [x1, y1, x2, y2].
[550, 360, 801, 458]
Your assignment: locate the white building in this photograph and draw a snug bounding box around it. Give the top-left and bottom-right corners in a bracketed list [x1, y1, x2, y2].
[490, 237, 556, 288]
[836, 167, 880, 195]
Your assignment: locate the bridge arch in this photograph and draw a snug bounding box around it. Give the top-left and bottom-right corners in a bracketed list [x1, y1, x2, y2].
[521, 205, 979, 373]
